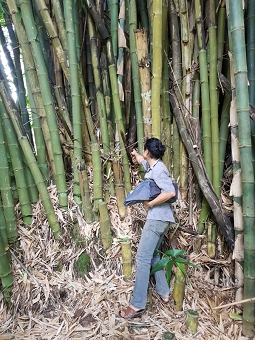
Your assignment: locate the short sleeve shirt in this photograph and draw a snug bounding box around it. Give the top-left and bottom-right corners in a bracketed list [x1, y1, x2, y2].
[141, 159, 175, 222]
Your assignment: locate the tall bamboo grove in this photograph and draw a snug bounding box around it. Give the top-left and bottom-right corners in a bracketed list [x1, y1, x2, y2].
[0, 0, 254, 335]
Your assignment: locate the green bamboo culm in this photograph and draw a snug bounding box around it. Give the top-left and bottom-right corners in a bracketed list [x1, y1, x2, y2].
[6, 0, 49, 183]
[0, 234, 13, 303]
[0, 98, 17, 244]
[0, 198, 9, 253]
[91, 143, 103, 214]
[0, 82, 61, 240]
[195, 0, 212, 234]
[161, 0, 171, 167]
[106, 39, 132, 193]
[100, 48, 115, 202]
[110, 0, 118, 63]
[35, 0, 69, 81]
[246, 0, 255, 174]
[208, 0, 220, 197]
[186, 309, 199, 335]
[4, 9, 33, 145]
[179, 0, 190, 200]
[228, 0, 255, 336]
[17, 0, 68, 209]
[195, 0, 212, 180]
[151, 0, 162, 139]
[87, 13, 110, 154]
[219, 92, 231, 179]
[138, 0, 149, 31]
[217, 0, 226, 74]
[63, 0, 82, 209]
[129, 0, 144, 154]
[0, 99, 32, 226]
[79, 70, 103, 216]
[120, 238, 132, 278]
[172, 264, 187, 311]
[169, 0, 181, 182]
[52, 0, 67, 53]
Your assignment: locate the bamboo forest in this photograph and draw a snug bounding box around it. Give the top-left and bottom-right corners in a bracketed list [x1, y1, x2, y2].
[0, 0, 254, 338]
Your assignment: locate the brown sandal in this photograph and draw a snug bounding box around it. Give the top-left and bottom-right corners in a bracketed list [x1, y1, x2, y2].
[119, 306, 145, 319]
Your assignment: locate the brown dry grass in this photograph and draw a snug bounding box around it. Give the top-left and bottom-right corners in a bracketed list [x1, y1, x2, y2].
[0, 180, 244, 340]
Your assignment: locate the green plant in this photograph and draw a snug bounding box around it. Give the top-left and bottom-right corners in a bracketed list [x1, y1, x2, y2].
[150, 249, 198, 286]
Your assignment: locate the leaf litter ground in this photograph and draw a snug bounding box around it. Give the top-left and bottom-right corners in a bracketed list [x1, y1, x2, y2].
[0, 179, 245, 340]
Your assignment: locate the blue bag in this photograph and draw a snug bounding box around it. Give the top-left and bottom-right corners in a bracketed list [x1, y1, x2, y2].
[124, 178, 178, 206]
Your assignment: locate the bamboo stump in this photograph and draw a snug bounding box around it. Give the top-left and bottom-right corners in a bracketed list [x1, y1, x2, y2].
[186, 309, 199, 334]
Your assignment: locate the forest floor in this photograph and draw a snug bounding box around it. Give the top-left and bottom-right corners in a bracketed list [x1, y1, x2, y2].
[0, 179, 248, 340]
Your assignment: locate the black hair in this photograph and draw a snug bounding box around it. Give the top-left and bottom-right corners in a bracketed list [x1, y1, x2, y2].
[144, 138, 166, 159]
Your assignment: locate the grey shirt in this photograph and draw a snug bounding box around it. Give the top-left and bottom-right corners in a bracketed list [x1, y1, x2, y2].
[141, 159, 175, 223]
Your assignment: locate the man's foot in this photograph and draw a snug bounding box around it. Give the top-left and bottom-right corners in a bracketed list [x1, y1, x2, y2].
[119, 305, 145, 319]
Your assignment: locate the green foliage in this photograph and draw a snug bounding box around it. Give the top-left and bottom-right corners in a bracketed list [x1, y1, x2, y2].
[150, 249, 198, 286]
[74, 253, 90, 277]
[0, 2, 6, 26]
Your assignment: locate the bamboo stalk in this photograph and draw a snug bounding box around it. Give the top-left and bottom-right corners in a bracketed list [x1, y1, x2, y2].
[0, 99, 32, 226]
[77, 161, 93, 223]
[98, 202, 112, 249]
[186, 309, 199, 334]
[0, 98, 17, 243]
[209, 0, 220, 198]
[169, 0, 181, 181]
[173, 264, 187, 311]
[52, 0, 67, 52]
[106, 39, 132, 192]
[120, 238, 132, 277]
[112, 159, 126, 218]
[0, 235, 13, 302]
[64, 0, 82, 208]
[228, 0, 255, 335]
[6, 0, 51, 182]
[110, 0, 118, 63]
[151, 0, 162, 138]
[207, 221, 216, 259]
[17, 0, 68, 209]
[4, 9, 33, 144]
[35, 0, 69, 81]
[0, 81, 61, 239]
[134, 29, 151, 139]
[129, 0, 144, 154]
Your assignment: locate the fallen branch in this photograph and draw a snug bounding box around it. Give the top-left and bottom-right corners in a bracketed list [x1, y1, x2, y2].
[213, 296, 255, 310]
[170, 90, 234, 250]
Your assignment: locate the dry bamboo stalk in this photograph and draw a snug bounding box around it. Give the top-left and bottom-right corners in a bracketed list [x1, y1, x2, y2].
[98, 202, 112, 249]
[213, 296, 255, 310]
[112, 159, 126, 218]
[134, 29, 151, 138]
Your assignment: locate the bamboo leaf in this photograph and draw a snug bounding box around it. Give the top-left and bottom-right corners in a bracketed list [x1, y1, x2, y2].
[150, 257, 169, 275]
[229, 313, 242, 320]
[173, 257, 199, 268]
[175, 262, 188, 278]
[165, 259, 174, 286]
[165, 249, 187, 257]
